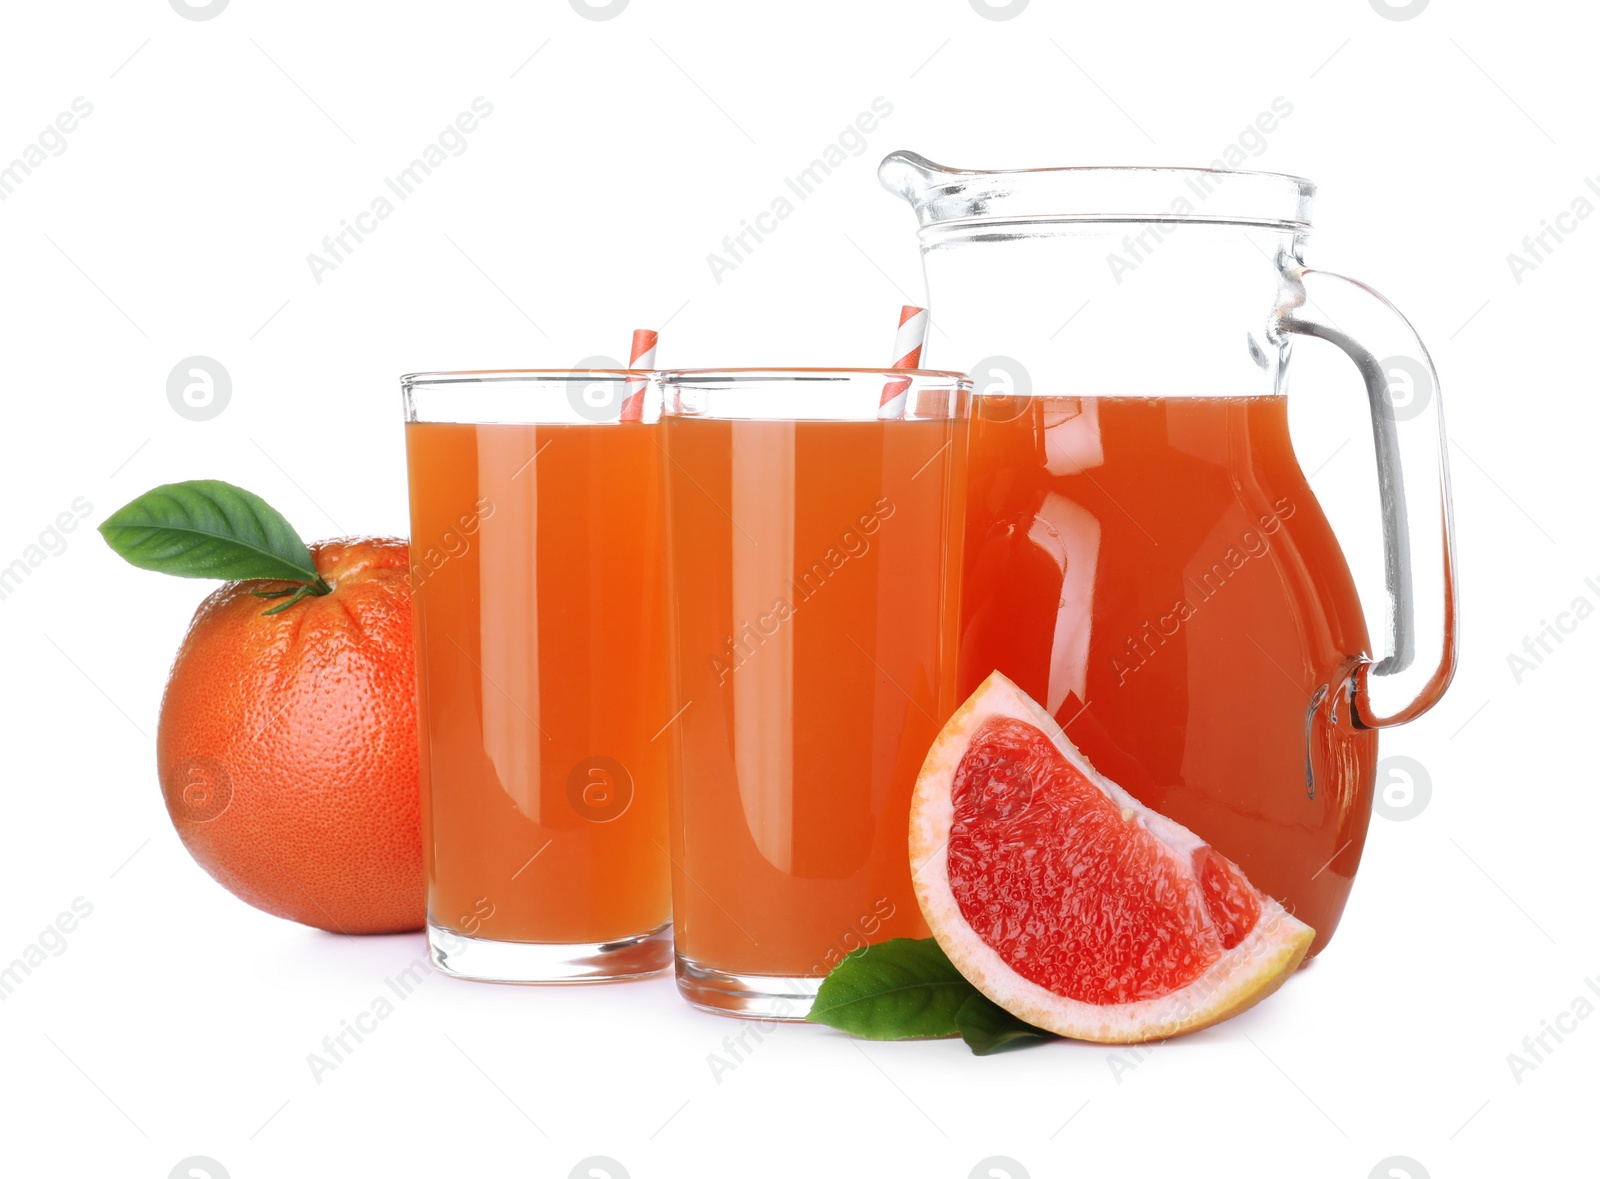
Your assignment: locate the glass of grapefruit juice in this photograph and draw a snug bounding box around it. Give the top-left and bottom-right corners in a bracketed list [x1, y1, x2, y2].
[402, 370, 672, 982]
[659, 369, 969, 1018]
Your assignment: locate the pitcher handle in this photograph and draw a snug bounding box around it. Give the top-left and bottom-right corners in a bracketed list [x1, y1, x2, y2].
[1273, 265, 1459, 729]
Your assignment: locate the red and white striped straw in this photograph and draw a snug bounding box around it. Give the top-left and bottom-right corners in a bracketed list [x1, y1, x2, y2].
[619, 328, 658, 422]
[879, 305, 927, 418]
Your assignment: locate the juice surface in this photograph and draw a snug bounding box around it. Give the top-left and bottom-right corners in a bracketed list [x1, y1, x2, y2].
[664, 416, 965, 978]
[405, 421, 671, 945]
[959, 395, 1376, 955]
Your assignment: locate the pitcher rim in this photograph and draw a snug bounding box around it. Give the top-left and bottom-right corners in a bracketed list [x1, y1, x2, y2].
[885, 161, 1316, 186]
[880, 151, 1315, 231]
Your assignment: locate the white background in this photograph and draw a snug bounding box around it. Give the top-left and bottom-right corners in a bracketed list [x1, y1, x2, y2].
[1, 1, 1594, 1176]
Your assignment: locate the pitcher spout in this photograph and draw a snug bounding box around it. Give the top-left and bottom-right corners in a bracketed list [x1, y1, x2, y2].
[879, 150, 1032, 229]
[878, 151, 965, 214]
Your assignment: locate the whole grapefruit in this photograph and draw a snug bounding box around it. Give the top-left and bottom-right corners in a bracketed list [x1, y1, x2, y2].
[155, 537, 423, 934]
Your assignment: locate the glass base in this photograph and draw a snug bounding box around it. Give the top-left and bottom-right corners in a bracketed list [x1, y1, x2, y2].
[427, 921, 672, 983]
[675, 954, 821, 1020]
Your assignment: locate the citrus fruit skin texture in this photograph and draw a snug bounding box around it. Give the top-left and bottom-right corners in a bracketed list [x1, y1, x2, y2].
[155, 538, 423, 934]
[910, 672, 1313, 1043]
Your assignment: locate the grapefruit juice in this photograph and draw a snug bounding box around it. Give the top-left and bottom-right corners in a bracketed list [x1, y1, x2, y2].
[958, 394, 1376, 954]
[404, 413, 672, 981]
[661, 378, 968, 1016]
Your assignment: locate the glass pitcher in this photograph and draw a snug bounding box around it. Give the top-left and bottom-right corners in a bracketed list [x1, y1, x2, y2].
[880, 152, 1457, 956]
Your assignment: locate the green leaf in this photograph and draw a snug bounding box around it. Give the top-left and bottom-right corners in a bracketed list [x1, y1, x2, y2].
[808, 937, 1057, 1055]
[99, 480, 323, 585]
[806, 938, 973, 1040]
[954, 991, 1055, 1056]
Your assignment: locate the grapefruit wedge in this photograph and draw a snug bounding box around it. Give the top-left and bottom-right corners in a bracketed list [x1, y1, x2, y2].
[910, 672, 1314, 1043]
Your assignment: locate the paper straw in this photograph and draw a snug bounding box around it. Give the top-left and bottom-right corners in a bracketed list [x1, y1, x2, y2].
[878, 305, 927, 418]
[620, 328, 657, 422]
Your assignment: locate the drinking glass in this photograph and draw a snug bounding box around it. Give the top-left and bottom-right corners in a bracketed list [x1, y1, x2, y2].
[659, 368, 969, 1018]
[402, 370, 672, 982]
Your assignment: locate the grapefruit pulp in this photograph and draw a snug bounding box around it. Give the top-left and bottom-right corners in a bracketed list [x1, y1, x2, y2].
[910, 672, 1313, 1042]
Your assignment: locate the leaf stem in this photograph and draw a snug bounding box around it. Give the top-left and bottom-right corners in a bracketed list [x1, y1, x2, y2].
[252, 574, 333, 612]
[261, 583, 323, 615]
